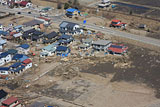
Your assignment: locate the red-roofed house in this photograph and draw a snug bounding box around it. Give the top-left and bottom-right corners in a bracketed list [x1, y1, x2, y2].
[107, 44, 128, 55]
[22, 59, 32, 70]
[35, 17, 51, 25]
[1, 96, 21, 107]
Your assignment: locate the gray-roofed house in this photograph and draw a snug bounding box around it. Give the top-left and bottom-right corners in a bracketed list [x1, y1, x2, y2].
[59, 21, 83, 35]
[92, 40, 112, 51]
[23, 19, 43, 30]
[41, 42, 58, 57]
[79, 38, 93, 50]
[83, 38, 93, 46]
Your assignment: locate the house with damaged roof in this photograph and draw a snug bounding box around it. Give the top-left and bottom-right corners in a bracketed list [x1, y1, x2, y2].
[59, 21, 83, 35]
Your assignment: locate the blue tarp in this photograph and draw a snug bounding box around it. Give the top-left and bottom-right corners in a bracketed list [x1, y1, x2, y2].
[0, 67, 9, 71]
[10, 62, 21, 68]
[66, 8, 80, 13]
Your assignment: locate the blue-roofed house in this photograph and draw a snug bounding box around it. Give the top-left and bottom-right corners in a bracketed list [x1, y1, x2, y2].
[41, 43, 58, 57]
[6, 49, 18, 57]
[12, 54, 29, 62]
[0, 67, 10, 76]
[17, 44, 30, 55]
[56, 46, 70, 57]
[14, 25, 23, 32]
[0, 52, 12, 66]
[0, 31, 8, 36]
[10, 62, 25, 74]
[66, 8, 80, 17]
[58, 34, 74, 45]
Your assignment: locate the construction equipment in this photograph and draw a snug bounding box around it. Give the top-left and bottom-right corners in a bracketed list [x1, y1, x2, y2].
[109, 19, 126, 28]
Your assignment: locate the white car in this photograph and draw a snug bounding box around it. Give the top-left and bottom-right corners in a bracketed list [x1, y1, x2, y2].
[40, 12, 48, 17]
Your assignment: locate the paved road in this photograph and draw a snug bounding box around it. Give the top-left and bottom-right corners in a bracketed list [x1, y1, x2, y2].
[1, 6, 160, 48]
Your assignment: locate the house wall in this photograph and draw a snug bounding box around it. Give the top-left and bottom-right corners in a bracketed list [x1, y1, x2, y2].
[25, 62, 32, 70]
[0, 59, 5, 66]
[8, 100, 20, 107]
[4, 54, 12, 63]
[18, 47, 30, 55]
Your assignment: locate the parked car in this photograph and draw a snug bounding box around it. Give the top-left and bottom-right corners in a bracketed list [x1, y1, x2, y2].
[28, 11, 31, 14]
[17, 12, 21, 14]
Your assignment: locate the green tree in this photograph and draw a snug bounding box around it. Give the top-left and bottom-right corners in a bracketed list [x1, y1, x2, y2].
[64, 3, 70, 9]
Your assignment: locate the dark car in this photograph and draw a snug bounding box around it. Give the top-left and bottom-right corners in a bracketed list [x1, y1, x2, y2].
[17, 12, 21, 14]
[28, 11, 31, 14]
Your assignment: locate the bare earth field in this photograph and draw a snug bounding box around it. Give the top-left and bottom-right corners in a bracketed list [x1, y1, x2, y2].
[119, 0, 160, 8]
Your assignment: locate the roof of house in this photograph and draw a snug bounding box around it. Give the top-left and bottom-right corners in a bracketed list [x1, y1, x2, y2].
[83, 38, 93, 43]
[19, 55, 29, 62]
[108, 44, 128, 53]
[20, 1, 28, 6]
[0, 89, 8, 99]
[92, 40, 112, 46]
[79, 44, 88, 48]
[45, 31, 58, 39]
[0, 39, 7, 45]
[40, 52, 48, 56]
[59, 34, 72, 39]
[37, 17, 51, 21]
[0, 67, 10, 71]
[10, 62, 21, 68]
[14, 25, 23, 29]
[59, 21, 78, 28]
[29, 101, 45, 107]
[22, 26, 33, 32]
[22, 59, 32, 64]
[2, 96, 18, 105]
[7, 49, 18, 55]
[23, 19, 43, 27]
[112, 19, 121, 22]
[56, 46, 68, 51]
[13, 33, 22, 38]
[24, 29, 36, 34]
[12, 54, 23, 60]
[0, 52, 9, 58]
[13, 65, 25, 72]
[0, 31, 8, 36]
[43, 44, 57, 52]
[66, 8, 80, 13]
[19, 44, 30, 49]
[33, 30, 44, 36]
